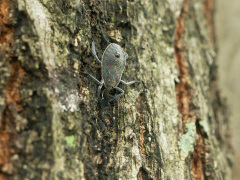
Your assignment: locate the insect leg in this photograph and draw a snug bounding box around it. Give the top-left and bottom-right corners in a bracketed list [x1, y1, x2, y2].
[82, 72, 103, 85]
[98, 80, 104, 99]
[120, 80, 138, 85]
[92, 41, 101, 64]
[100, 25, 110, 44]
[109, 87, 124, 103]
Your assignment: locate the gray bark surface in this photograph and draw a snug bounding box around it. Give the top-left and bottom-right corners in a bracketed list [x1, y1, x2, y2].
[0, 0, 232, 180]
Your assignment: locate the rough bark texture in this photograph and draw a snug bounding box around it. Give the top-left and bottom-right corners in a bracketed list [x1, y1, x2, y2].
[0, 0, 232, 180]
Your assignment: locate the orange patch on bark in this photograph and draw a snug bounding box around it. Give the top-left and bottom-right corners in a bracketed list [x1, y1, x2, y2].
[174, 0, 206, 179]
[192, 136, 204, 180]
[6, 60, 25, 109]
[0, 62, 25, 178]
[174, 0, 194, 129]
[203, 0, 215, 46]
[138, 169, 143, 180]
[0, 0, 25, 179]
[0, 0, 14, 50]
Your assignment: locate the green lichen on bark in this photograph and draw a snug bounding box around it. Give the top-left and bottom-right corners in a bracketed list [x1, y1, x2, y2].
[178, 122, 196, 153]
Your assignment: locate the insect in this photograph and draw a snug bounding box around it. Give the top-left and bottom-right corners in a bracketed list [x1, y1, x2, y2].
[84, 41, 138, 103]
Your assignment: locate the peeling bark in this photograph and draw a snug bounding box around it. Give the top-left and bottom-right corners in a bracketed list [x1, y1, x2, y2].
[0, 0, 232, 180]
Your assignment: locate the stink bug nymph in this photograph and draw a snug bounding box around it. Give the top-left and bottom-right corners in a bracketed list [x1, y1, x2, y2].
[84, 41, 138, 103]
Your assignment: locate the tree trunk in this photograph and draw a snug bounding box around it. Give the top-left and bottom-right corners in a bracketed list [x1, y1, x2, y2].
[0, 0, 232, 179]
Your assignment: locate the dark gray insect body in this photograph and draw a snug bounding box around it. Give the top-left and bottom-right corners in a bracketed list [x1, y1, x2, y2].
[84, 41, 137, 103]
[102, 43, 126, 89]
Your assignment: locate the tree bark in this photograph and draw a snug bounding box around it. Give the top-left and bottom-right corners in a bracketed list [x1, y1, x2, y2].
[0, 0, 232, 180]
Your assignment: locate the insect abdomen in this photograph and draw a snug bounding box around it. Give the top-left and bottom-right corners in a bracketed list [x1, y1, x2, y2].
[102, 43, 126, 88]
